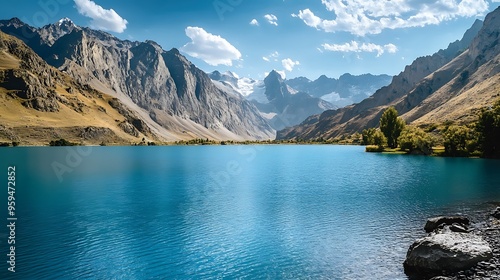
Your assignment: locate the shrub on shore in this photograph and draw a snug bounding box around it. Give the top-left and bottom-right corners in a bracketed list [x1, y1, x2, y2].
[365, 145, 385, 152]
[49, 139, 77, 146]
[398, 126, 434, 155]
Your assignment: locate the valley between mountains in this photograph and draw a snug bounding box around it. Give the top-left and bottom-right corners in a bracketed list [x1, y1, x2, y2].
[1, 7, 500, 145]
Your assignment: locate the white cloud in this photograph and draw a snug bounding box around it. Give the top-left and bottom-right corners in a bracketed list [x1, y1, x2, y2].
[250, 19, 259, 26]
[282, 58, 300, 72]
[322, 41, 398, 57]
[295, 0, 489, 36]
[74, 0, 128, 33]
[264, 14, 278, 26]
[263, 51, 280, 62]
[180, 27, 242, 66]
[277, 70, 286, 79]
[264, 70, 287, 79]
[384, 43, 398, 54]
[293, 9, 322, 29]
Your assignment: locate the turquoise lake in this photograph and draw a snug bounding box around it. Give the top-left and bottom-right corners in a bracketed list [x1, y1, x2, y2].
[1, 145, 500, 279]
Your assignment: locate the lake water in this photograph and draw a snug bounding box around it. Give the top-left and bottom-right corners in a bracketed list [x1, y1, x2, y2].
[1, 145, 500, 279]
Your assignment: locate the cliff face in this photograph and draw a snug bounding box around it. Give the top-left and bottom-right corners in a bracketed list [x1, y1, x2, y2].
[401, 9, 500, 125]
[277, 17, 488, 140]
[0, 18, 274, 141]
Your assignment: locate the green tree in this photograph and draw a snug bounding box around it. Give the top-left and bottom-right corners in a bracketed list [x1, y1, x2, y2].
[476, 100, 500, 158]
[444, 125, 471, 156]
[398, 126, 434, 155]
[380, 107, 406, 148]
[372, 129, 387, 148]
[362, 128, 387, 147]
[362, 128, 376, 145]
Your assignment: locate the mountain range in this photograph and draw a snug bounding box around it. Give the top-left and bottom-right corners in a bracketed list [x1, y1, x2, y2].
[286, 73, 392, 107]
[277, 12, 496, 140]
[0, 29, 156, 145]
[210, 70, 338, 130]
[2, 6, 500, 145]
[0, 17, 275, 143]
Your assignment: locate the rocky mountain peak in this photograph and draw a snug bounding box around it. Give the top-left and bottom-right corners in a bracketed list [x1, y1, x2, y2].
[0, 17, 275, 141]
[317, 74, 329, 81]
[168, 47, 181, 55]
[1, 17, 26, 28]
[224, 71, 239, 79]
[469, 6, 500, 61]
[464, 19, 484, 42]
[264, 70, 289, 102]
[145, 40, 162, 50]
[58, 17, 74, 25]
[39, 18, 80, 46]
[164, 48, 193, 70]
[209, 70, 222, 80]
[266, 70, 284, 81]
[278, 11, 487, 140]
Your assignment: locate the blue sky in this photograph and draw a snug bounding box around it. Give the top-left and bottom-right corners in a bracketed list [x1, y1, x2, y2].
[1, 0, 499, 80]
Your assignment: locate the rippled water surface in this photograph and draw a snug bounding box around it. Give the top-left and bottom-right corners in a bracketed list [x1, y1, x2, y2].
[1, 145, 500, 279]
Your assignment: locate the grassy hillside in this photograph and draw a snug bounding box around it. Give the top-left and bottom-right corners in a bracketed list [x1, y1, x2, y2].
[0, 31, 158, 146]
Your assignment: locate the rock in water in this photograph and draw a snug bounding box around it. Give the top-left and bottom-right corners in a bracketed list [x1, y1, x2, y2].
[424, 216, 470, 232]
[404, 231, 493, 274]
[492, 207, 500, 219]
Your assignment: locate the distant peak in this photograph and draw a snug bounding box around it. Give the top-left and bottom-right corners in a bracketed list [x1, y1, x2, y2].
[168, 48, 180, 55]
[57, 17, 74, 25]
[145, 40, 161, 47]
[6, 17, 26, 27]
[209, 70, 222, 80]
[10, 17, 23, 24]
[224, 70, 239, 79]
[266, 70, 285, 80]
[339, 73, 353, 79]
[269, 70, 280, 77]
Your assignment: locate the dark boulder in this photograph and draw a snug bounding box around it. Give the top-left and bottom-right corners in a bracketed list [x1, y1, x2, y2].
[429, 277, 452, 280]
[404, 230, 493, 275]
[424, 216, 470, 233]
[492, 207, 500, 219]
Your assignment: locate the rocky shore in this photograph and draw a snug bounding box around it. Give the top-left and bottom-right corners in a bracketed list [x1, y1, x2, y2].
[404, 205, 500, 280]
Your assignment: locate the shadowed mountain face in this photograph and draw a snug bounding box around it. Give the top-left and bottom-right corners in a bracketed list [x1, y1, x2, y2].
[277, 16, 490, 140]
[0, 18, 274, 141]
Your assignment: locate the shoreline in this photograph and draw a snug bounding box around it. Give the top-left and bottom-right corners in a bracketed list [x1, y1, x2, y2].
[407, 203, 500, 280]
[0, 141, 363, 147]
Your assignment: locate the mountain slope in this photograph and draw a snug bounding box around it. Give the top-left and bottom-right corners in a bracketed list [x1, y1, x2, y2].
[277, 18, 486, 140]
[0, 18, 274, 141]
[0, 31, 158, 145]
